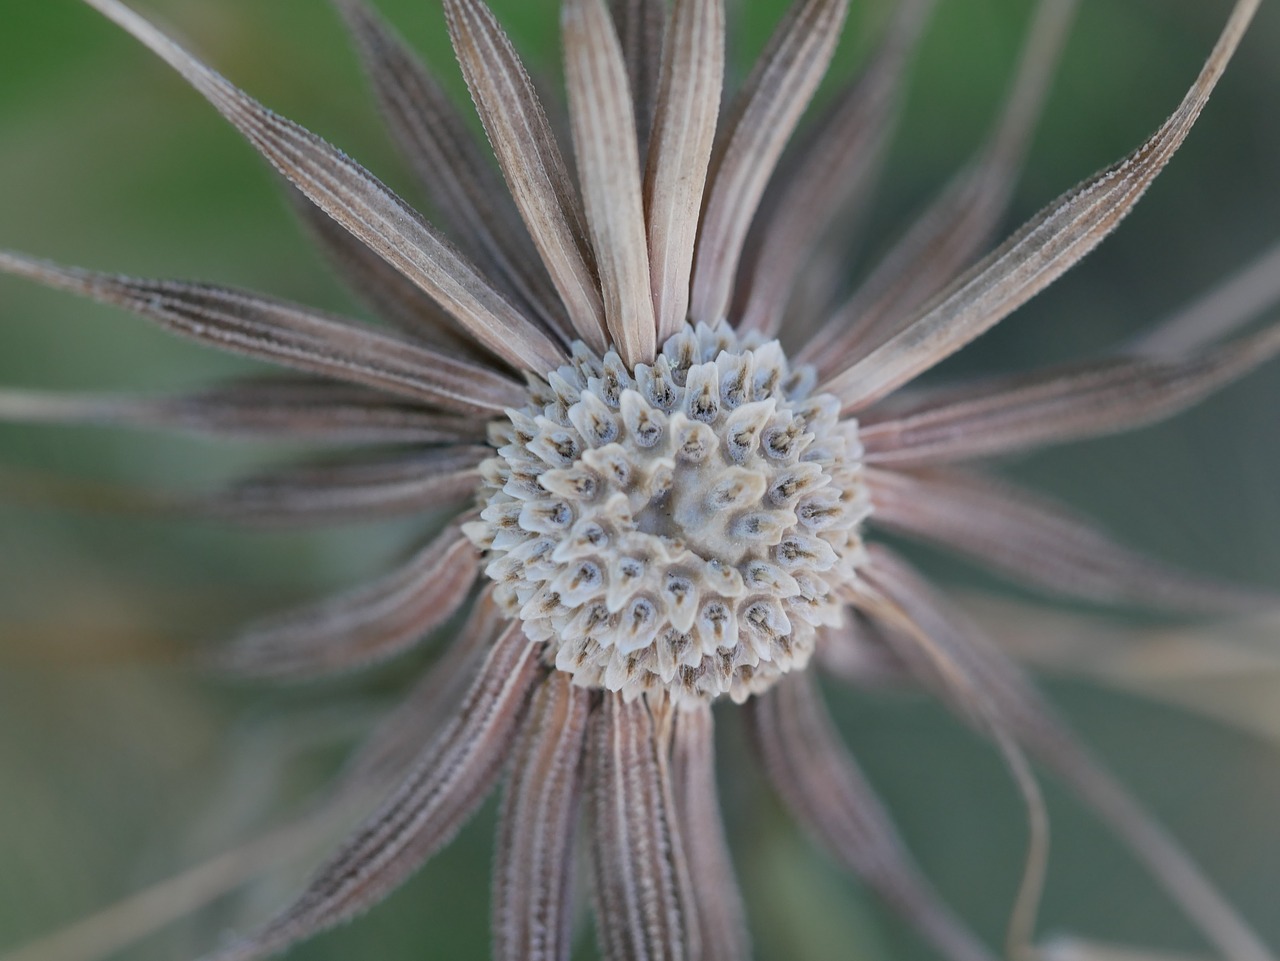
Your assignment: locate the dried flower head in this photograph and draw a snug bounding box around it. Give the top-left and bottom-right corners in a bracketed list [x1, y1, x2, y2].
[1, 0, 1278, 960]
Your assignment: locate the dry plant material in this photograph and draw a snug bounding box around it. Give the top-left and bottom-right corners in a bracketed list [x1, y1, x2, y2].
[1, 1, 1276, 960]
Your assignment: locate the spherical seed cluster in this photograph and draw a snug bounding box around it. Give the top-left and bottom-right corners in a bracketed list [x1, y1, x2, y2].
[464, 323, 871, 703]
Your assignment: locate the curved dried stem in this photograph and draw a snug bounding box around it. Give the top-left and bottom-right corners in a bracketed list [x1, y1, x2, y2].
[0, 251, 526, 415]
[866, 466, 1278, 614]
[855, 566, 1050, 961]
[821, 0, 1260, 411]
[859, 322, 1280, 465]
[588, 692, 700, 961]
[736, 0, 935, 337]
[333, 0, 569, 339]
[564, 0, 657, 366]
[443, 0, 609, 353]
[670, 701, 750, 961]
[203, 622, 543, 961]
[336, 586, 507, 793]
[805, 0, 1077, 369]
[0, 378, 481, 445]
[689, 0, 849, 326]
[219, 524, 479, 680]
[644, 0, 725, 343]
[859, 546, 1277, 961]
[746, 672, 997, 961]
[79, 0, 565, 373]
[492, 673, 591, 961]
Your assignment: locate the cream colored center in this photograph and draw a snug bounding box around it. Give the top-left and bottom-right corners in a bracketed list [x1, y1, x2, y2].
[464, 323, 870, 704]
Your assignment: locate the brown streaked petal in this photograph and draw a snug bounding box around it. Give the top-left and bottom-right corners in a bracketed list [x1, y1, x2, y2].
[589, 692, 700, 961]
[746, 673, 996, 961]
[611, 0, 666, 155]
[1127, 237, 1280, 358]
[689, 0, 849, 327]
[204, 621, 543, 961]
[443, 0, 609, 353]
[202, 445, 486, 524]
[0, 251, 526, 415]
[563, 0, 658, 367]
[220, 524, 478, 680]
[670, 701, 750, 961]
[804, 0, 1077, 369]
[645, 0, 725, 343]
[289, 190, 500, 363]
[860, 322, 1280, 465]
[853, 574, 1052, 960]
[337, 586, 508, 793]
[332, 0, 569, 339]
[0, 448, 482, 525]
[80, 0, 564, 374]
[821, 0, 1260, 411]
[963, 594, 1280, 745]
[493, 673, 591, 961]
[736, 0, 934, 337]
[866, 466, 1276, 614]
[814, 618, 911, 688]
[0, 378, 483, 445]
[859, 546, 1277, 961]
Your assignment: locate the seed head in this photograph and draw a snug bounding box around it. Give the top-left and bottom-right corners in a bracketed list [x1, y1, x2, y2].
[467, 322, 869, 701]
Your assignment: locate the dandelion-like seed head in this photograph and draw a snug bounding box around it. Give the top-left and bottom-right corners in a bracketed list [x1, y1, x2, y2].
[2, 0, 1277, 959]
[467, 322, 868, 701]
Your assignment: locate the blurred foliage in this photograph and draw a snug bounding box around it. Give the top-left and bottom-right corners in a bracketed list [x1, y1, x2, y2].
[1, 1, 1278, 960]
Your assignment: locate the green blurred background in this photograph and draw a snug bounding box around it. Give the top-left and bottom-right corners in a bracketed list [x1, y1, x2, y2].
[1, 1, 1279, 959]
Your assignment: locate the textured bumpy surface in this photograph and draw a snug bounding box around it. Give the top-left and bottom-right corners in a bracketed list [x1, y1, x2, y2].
[465, 324, 870, 702]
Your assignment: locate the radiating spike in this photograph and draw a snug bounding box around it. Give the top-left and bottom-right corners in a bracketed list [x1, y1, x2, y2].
[0, 251, 526, 415]
[0, 446, 484, 525]
[746, 673, 997, 961]
[333, 0, 569, 339]
[670, 702, 750, 961]
[564, 0, 658, 367]
[860, 322, 1280, 465]
[813, 619, 911, 688]
[337, 587, 507, 792]
[805, 0, 1078, 369]
[866, 467, 1277, 614]
[644, 0, 725, 342]
[78, 0, 566, 373]
[850, 575, 1051, 961]
[1127, 237, 1280, 358]
[689, 0, 849, 326]
[493, 673, 590, 961]
[220, 525, 478, 680]
[735, 0, 934, 337]
[859, 546, 1278, 961]
[611, 0, 667, 153]
[821, 0, 1260, 411]
[589, 692, 700, 961]
[289, 188, 497, 362]
[203, 621, 543, 961]
[0, 378, 482, 445]
[201, 446, 486, 524]
[443, 0, 610, 352]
